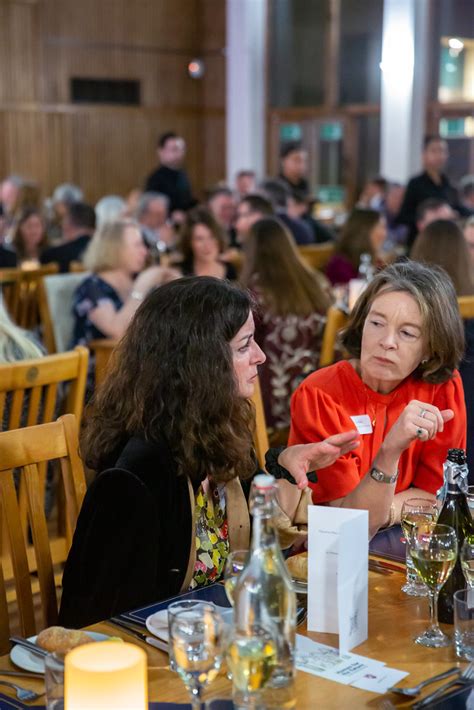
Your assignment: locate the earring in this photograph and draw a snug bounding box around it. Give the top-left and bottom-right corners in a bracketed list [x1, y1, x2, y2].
[421, 359, 428, 365]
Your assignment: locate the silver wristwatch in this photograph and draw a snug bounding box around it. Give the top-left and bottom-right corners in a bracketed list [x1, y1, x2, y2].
[369, 466, 398, 484]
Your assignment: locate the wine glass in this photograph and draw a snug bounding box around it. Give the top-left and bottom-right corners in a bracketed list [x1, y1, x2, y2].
[400, 498, 439, 596]
[461, 536, 474, 588]
[410, 522, 457, 648]
[224, 550, 248, 606]
[169, 603, 226, 710]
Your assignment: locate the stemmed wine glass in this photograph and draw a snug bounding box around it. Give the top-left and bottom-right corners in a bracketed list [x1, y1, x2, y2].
[224, 550, 248, 606]
[169, 603, 226, 710]
[400, 498, 439, 596]
[410, 522, 457, 648]
[461, 536, 474, 588]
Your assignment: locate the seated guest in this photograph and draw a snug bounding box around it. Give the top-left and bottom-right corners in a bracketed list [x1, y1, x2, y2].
[287, 191, 334, 244]
[460, 175, 474, 213]
[411, 220, 474, 296]
[48, 183, 84, 243]
[278, 142, 309, 198]
[260, 179, 313, 245]
[0, 243, 16, 267]
[235, 169, 256, 199]
[95, 195, 126, 229]
[208, 186, 237, 247]
[235, 194, 274, 245]
[59, 276, 359, 626]
[464, 216, 474, 270]
[11, 208, 48, 267]
[176, 207, 236, 280]
[357, 176, 388, 211]
[289, 261, 466, 537]
[40, 202, 96, 273]
[73, 220, 168, 346]
[415, 197, 454, 236]
[325, 208, 386, 286]
[135, 191, 175, 254]
[241, 218, 331, 435]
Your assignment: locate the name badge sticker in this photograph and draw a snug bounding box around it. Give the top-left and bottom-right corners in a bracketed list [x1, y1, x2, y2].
[350, 414, 373, 435]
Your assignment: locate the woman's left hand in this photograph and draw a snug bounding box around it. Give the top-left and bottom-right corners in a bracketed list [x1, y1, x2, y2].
[277, 431, 360, 490]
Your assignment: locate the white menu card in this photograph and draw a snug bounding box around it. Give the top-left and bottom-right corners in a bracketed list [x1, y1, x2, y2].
[307, 505, 369, 654]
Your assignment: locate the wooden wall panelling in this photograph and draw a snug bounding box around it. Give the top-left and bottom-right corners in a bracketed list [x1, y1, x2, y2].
[0, 1, 39, 103]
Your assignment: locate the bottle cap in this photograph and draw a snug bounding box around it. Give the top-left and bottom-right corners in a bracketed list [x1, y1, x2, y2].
[253, 474, 275, 489]
[447, 448, 466, 465]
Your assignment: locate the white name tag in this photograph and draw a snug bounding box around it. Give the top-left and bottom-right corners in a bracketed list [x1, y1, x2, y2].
[350, 414, 373, 435]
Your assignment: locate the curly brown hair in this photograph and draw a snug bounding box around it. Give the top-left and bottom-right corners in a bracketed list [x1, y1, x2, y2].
[341, 260, 465, 384]
[82, 276, 256, 483]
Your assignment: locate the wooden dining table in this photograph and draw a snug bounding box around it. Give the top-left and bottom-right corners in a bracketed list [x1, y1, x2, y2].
[0, 561, 468, 709]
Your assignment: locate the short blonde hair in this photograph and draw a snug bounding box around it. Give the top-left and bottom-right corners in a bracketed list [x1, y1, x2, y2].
[83, 219, 140, 273]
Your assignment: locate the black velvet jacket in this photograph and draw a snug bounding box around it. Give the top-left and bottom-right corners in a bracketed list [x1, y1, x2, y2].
[59, 435, 194, 628]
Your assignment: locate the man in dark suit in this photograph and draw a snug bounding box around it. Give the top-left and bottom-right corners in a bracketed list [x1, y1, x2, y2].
[397, 135, 471, 248]
[40, 202, 96, 272]
[144, 132, 196, 221]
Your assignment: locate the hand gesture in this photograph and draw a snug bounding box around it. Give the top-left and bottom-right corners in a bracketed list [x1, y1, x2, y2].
[384, 399, 454, 454]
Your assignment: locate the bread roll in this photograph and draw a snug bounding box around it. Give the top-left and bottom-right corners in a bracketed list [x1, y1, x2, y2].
[37, 626, 92, 654]
[286, 553, 308, 581]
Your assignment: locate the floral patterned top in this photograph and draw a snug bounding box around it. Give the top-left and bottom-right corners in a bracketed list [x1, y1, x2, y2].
[190, 478, 229, 589]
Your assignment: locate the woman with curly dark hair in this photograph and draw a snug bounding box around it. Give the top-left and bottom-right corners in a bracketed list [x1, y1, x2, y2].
[59, 276, 358, 627]
[176, 206, 236, 280]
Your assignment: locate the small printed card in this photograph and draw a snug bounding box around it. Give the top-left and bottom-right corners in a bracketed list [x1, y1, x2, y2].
[307, 505, 369, 653]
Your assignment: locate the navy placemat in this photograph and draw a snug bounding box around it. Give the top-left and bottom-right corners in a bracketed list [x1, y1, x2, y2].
[369, 524, 405, 562]
[0, 694, 233, 709]
[123, 582, 231, 626]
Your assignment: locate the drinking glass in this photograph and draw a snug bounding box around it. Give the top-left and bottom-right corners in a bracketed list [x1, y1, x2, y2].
[410, 522, 457, 648]
[461, 537, 474, 588]
[168, 600, 211, 672]
[45, 652, 65, 710]
[170, 603, 226, 710]
[454, 588, 474, 660]
[224, 550, 248, 606]
[400, 498, 439, 596]
[466, 487, 474, 520]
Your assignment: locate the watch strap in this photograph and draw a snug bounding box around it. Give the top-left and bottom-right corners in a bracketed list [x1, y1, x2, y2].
[369, 466, 398, 484]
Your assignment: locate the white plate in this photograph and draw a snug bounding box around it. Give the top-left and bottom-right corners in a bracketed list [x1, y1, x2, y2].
[146, 604, 233, 642]
[10, 632, 109, 674]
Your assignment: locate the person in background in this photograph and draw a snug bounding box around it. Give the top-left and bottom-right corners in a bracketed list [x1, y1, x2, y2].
[464, 217, 474, 271]
[287, 191, 334, 244]
[411, 220, 474, 297]
[59, 276, 359, 627]
[383, 182, 408, 252]
[176, 207, 236, 280]
[290, 261, 466, 537]
[0, 206, 17, 266]
[40, 202, 96, 273]
[47, 183, 84, 243]
[325, 208, 386, 286]
[11, 208, 48, 267]
[95, 195, 126, 229]
[208, 186, 237, 248]
[144, 131, 196, 221]
[460, 176, 474, 213]
[259, 179, 313, 245]
[397, 135, 471, 248]
[357, 176, 388, 211]
[135, 192, 175, 254]
[415, 197, 455, 235]
[0, 175, 23, 227]
[279, 142, 309, 197]
[235, 170, 256, 199]
[241, 217, 331, 438]
[235, 194, 274, 245]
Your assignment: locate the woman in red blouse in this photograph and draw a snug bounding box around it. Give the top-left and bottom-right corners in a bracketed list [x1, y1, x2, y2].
[289, 261, 466, 537]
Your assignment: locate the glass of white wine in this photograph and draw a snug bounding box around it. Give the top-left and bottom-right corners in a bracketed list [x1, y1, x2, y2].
[226, 625, 277, 709]
[461, 536, 474, 588]
[224, 550, 248, 606]
[400, 498, 439, 596]
[410, 522, 457, 648]
[170, 603, 226, 710]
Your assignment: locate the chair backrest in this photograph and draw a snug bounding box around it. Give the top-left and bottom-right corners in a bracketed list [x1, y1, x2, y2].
[298, 243, 335, 271]
[88, 338, 118, 387]
[0, 266, 59, 330]
[0, 346, 89, 431]
[458, 296, 474, 320]
[319, 306, 348, 368]
[0, 415, 86, 650]
[250, 376, 269, 470]
[38, 272, 89, 353]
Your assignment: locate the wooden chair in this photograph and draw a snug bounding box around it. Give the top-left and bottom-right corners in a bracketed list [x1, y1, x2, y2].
[298, 243, 334, 271]
[0, 265, 59, 330]
[89, 338, 118, 387]
[458, 296, 474, 319]
[319, 306, 348, 368]
[250, 376, 269, 470]
[0, 415, 86, 651]
[37, 272, 89, 353]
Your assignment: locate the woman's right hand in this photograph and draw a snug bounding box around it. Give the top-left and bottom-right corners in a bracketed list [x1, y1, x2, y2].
[383, 399, 454, 454]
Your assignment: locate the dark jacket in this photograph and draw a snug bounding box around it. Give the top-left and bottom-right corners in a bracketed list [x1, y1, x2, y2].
[59, 435, 251, 628]
[40, 235, 91, 273]
[0, 245, 17, 268]
[144, 165, 196, 213]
